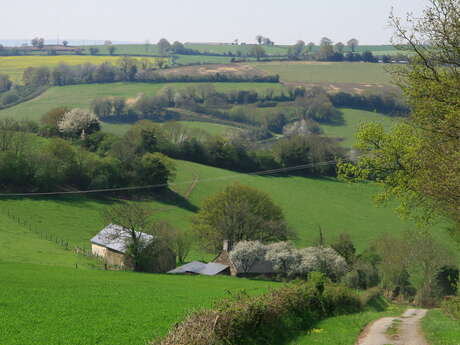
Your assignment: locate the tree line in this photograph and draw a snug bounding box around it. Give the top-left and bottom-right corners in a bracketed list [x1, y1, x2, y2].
[17, 58, 278, 89]
[0, 100, 346, 194]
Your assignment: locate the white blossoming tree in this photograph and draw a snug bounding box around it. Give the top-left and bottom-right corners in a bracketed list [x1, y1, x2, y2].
[299, 247, 348, 281]
[58, 108, 101, 137]
[228, 240, 348, 280]
[229, 241, 267, 273]
[264, 242, 302, 277]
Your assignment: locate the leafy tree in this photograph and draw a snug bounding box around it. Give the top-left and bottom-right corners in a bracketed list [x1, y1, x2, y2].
[319, 37, 334, 60]
[89, 47, 99, 55]
[0, 74, 12, 93]
[117, 56, 137, 80]
[108, 45, 116, 55]
[171, 41, 185, 54]
[137, 152, 176, 185]
[157, 38, 171, 56]
[62, 40, 69, 47]
[256, 35, 263, 45]
[347, 38, 359, 52]
[275, 135, 343, 176]
[193, 183, 289, 252]
[295, 87, 343, 123]
[293, 40, 306, 57]
[331, 233, 356, 265]
[362, 50, 377, 62]
[335, 42, 345, 54]
[339, 0, 460, 232]
[262, 37, 274, 46]
[93, 62, 116, 82]
[307, 42, 315, 53]
[31, 37, 39, 47]
[249, 45, 266, 61]
[91, 98, 113, 118]
[40, 107, 70, 133]
[374, 230, 454, 306]
[23, 67, 50, 87]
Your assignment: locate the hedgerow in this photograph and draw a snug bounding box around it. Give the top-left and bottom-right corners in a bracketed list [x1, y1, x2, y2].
[152, 278, 363, 345]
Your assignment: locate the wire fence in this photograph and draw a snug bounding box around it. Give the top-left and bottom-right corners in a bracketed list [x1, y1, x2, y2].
[3, 208, 98, 259]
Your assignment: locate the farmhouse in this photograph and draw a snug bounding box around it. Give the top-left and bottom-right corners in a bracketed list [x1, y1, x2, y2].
[213, 240, 275, 277]
[90, 224, 176, 272]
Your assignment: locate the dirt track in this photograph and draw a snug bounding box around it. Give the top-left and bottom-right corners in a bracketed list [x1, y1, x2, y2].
[356, 309, 428, 345]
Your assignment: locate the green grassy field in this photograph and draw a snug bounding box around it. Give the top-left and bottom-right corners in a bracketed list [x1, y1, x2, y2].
[177, 121, 240, 136]
[322, 108, 399, 148]
[288, 298, 404, 345]
[1, 159, 457, 259]
[175, 54, 234, 64]
[101, 121, 240, 137]
[0, 210, 98, 268]
[422, 310, 460, 345]
[0, 56, 156, 83]
[78, 43, 398, 57]
[0, 262, 275, 345]
[0, 82, 283, 123]
[253, 61, 392, 85]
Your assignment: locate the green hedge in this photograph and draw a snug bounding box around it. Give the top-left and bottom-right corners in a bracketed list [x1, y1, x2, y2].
[152, 279, 364, 345]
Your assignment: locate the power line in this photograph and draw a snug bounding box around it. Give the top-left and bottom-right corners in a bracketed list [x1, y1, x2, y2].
[0, 160, 339, 197]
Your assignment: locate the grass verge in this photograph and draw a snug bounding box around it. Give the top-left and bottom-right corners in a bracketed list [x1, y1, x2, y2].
[422, 309, 460, 345]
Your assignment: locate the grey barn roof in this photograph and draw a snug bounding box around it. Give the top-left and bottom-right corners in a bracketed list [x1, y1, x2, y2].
[91, 224, 153, 254]
[168, 261, 229, 276]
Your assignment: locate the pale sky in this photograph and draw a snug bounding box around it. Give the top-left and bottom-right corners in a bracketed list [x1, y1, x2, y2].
[0, 0, 429, 45]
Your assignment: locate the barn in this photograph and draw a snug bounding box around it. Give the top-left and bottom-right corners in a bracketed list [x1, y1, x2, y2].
[90, 224, 176, 272]
[168, 261, 230, 276]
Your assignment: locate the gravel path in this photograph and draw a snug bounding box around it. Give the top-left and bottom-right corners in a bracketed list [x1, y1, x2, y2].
[356, 308, 428, 345]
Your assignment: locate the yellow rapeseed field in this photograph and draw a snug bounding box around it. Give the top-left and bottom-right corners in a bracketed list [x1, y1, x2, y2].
[0, 55, 159, 83]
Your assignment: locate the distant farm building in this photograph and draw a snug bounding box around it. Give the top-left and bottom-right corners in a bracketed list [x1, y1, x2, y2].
[168, 241, 275, 277]
[168, 261, 230, 276]
[91, 224, 176, 272]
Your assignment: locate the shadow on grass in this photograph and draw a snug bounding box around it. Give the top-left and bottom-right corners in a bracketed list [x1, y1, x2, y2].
[0, 187, 198, 213]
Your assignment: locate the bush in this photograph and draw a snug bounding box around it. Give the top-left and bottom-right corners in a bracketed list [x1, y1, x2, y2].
[152, 281, 362, 345]
[1, 90, 20, 106]
[441, 296, 460, 320]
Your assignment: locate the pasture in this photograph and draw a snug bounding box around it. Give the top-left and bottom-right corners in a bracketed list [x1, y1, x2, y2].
[0, 82, 284, 123]
[0, 210, 97, 268]
[252, 61, 393, 86]
[175, 54, 234, 65]
[322, 108, 399, 148]
[1, 159, 457, 259]
[0, 262, 274, 345]
[77, 43, 399, 57]
[0, 55, 158, 83]
[177, 121, 240, 136]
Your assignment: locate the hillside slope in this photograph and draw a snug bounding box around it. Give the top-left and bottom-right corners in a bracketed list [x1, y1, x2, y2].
[1, 160, 456, 258]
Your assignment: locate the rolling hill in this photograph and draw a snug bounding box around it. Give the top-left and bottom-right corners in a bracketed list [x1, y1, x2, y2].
[1, 159, 456, 258]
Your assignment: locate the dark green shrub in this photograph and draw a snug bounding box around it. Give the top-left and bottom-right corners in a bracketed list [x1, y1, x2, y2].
[153, 281, 362, 345]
